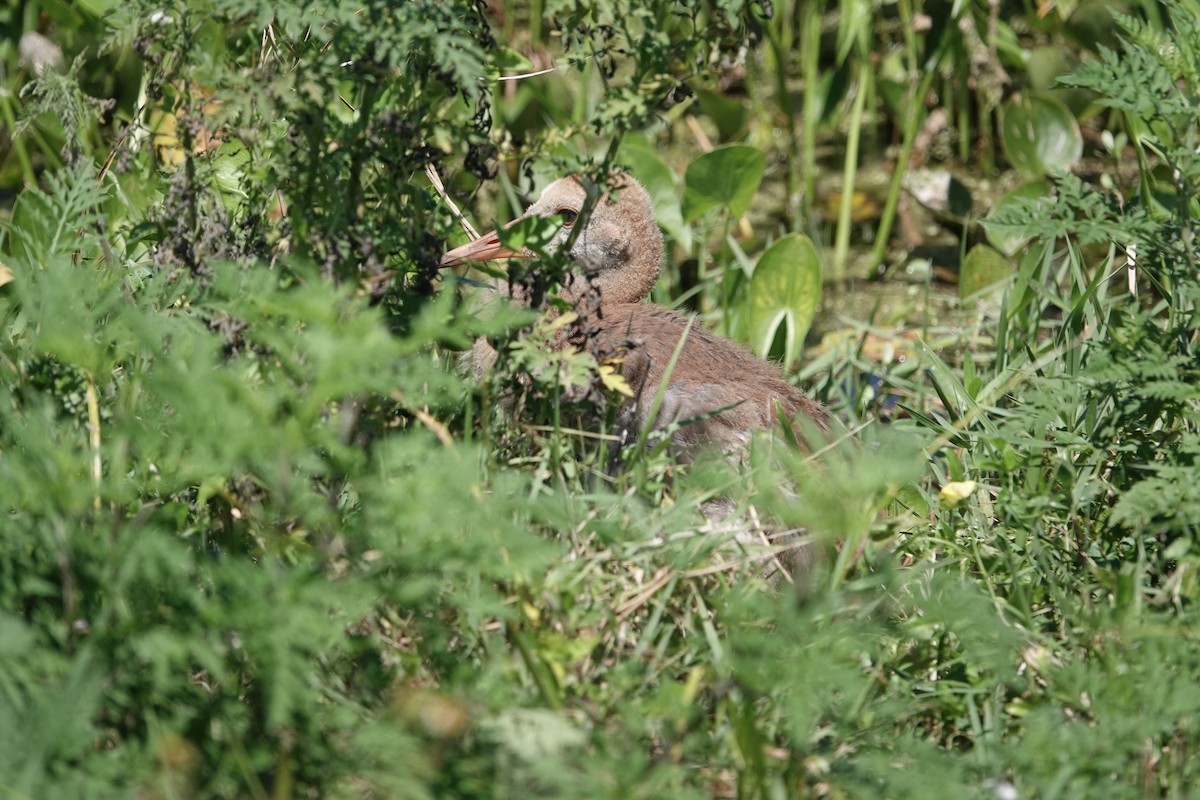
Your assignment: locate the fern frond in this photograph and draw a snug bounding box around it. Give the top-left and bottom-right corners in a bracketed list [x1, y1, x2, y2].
[6, 161, 110, 268]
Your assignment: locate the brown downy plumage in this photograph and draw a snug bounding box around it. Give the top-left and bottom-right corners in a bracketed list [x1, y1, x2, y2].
[440, 172, 832, 461]
[442, 172, 835, 583]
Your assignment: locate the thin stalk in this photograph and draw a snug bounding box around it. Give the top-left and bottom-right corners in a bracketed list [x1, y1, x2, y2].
[501, 0, 515, 42]
[1128, 111, 1155, 216]
[508, 620, 563, 710]
[0, 93, 36, 186]
[345, 82, 379, 220]
[572, 57, 591, 126]
[832, 59, 870, 281]
[896, 0, 919, 74]
[776, 0, 794, 52]
[463, 376, 475, 443]
[868, 62, 941, 272]
[719, 214, 733, 335]
[530, 0, 544, 45]
[86, 375, 102, 511]
[977, 101, 995, 176]
[550, 370, 563, 484]
[957, 77, 971, 163]
[766, 14, 800, 228]
[800, 0, 822, 221]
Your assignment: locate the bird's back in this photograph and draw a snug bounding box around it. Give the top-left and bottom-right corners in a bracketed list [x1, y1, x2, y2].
[588, 304, 830, 457]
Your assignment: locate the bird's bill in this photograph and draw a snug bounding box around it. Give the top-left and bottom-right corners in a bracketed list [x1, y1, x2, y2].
[440, 223, 532, 267]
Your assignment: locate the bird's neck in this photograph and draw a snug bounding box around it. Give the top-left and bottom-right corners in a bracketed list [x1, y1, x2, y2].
[566, 219, 664, 306]
[587, 260, 659, 306]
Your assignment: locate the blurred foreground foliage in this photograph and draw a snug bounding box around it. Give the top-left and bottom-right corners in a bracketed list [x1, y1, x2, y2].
[2, 1, 1200, 798]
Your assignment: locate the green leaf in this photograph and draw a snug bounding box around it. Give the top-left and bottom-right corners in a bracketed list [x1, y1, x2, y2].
[744, 234, 821, 366]
[835, 0, 872, 63]
[499, 215, 559, 253]
[479, 708, 587, 763]
[212, 138, 252, 206]
[489, 46, 534, 78]
[682, 145, 765, 222]
[694, 86, 748, 141]
[959, 244, 1015, 301]
[981, 179, 1051, 256]
[999, 93, 1083, 177]
[1027, 47, 1070, 92]
[620, 144, 691, 251]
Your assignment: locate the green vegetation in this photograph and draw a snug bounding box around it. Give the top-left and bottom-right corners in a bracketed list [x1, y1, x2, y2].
[2, 1, 1199, 797]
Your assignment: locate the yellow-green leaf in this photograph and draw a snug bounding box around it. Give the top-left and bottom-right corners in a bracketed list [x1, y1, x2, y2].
[599, 361, 634, 397]
[959, 244, 1015, 301]
[744, 234, 822, 366]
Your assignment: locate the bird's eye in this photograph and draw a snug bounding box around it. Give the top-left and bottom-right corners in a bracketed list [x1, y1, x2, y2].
[558, 209, 578, 226]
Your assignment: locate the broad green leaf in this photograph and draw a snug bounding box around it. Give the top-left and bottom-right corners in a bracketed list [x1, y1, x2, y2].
[1027, 46, 1069, 92]
[682, 145, 765, 222]
[212, 139, 252, 208]
[620, 144, 691, 251]
[694, 86, 748, 141]
[981, 179, 1051, 256]
[744, 233, 822, 366]
[1000, 93, 1083, 177]
[73, 0, 119, 15]
[499, 215, 559, 253]
[1064, 0, 1121, 50]
[959, 244, 1015, 301]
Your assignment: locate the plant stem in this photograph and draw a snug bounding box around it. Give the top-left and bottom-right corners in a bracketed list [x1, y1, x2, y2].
[508, 621, 563, 710]
[957, 77, 971, 163]
[832, 59, 869, 281]
[530, 0, 543, 44]
[720, 214, 733, 334]
[86, 375, 102, 511]
[868, 57, 942, 272]
[800, 0, 822, 222]
[0, 93, 37, 186]
[767, 16, 800, 229]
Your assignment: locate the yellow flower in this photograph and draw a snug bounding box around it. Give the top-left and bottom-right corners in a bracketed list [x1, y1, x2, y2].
[939, 480, 978, 507]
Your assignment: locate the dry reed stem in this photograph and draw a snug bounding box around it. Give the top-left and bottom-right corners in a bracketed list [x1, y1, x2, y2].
[425, 163, 481, 240]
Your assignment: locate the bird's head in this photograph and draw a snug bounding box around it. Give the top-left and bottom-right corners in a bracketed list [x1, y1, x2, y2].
[441, 172, 663, 305]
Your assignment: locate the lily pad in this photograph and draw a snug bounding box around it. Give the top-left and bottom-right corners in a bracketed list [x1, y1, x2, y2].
[1026, 47, 1068, 92]
[999, 93, 1083, 177]
[744, 234, 822, 366]
[682, 145, 765, 222]
[959, 244, 1015, 302]
[981, 179, 1051, 256]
